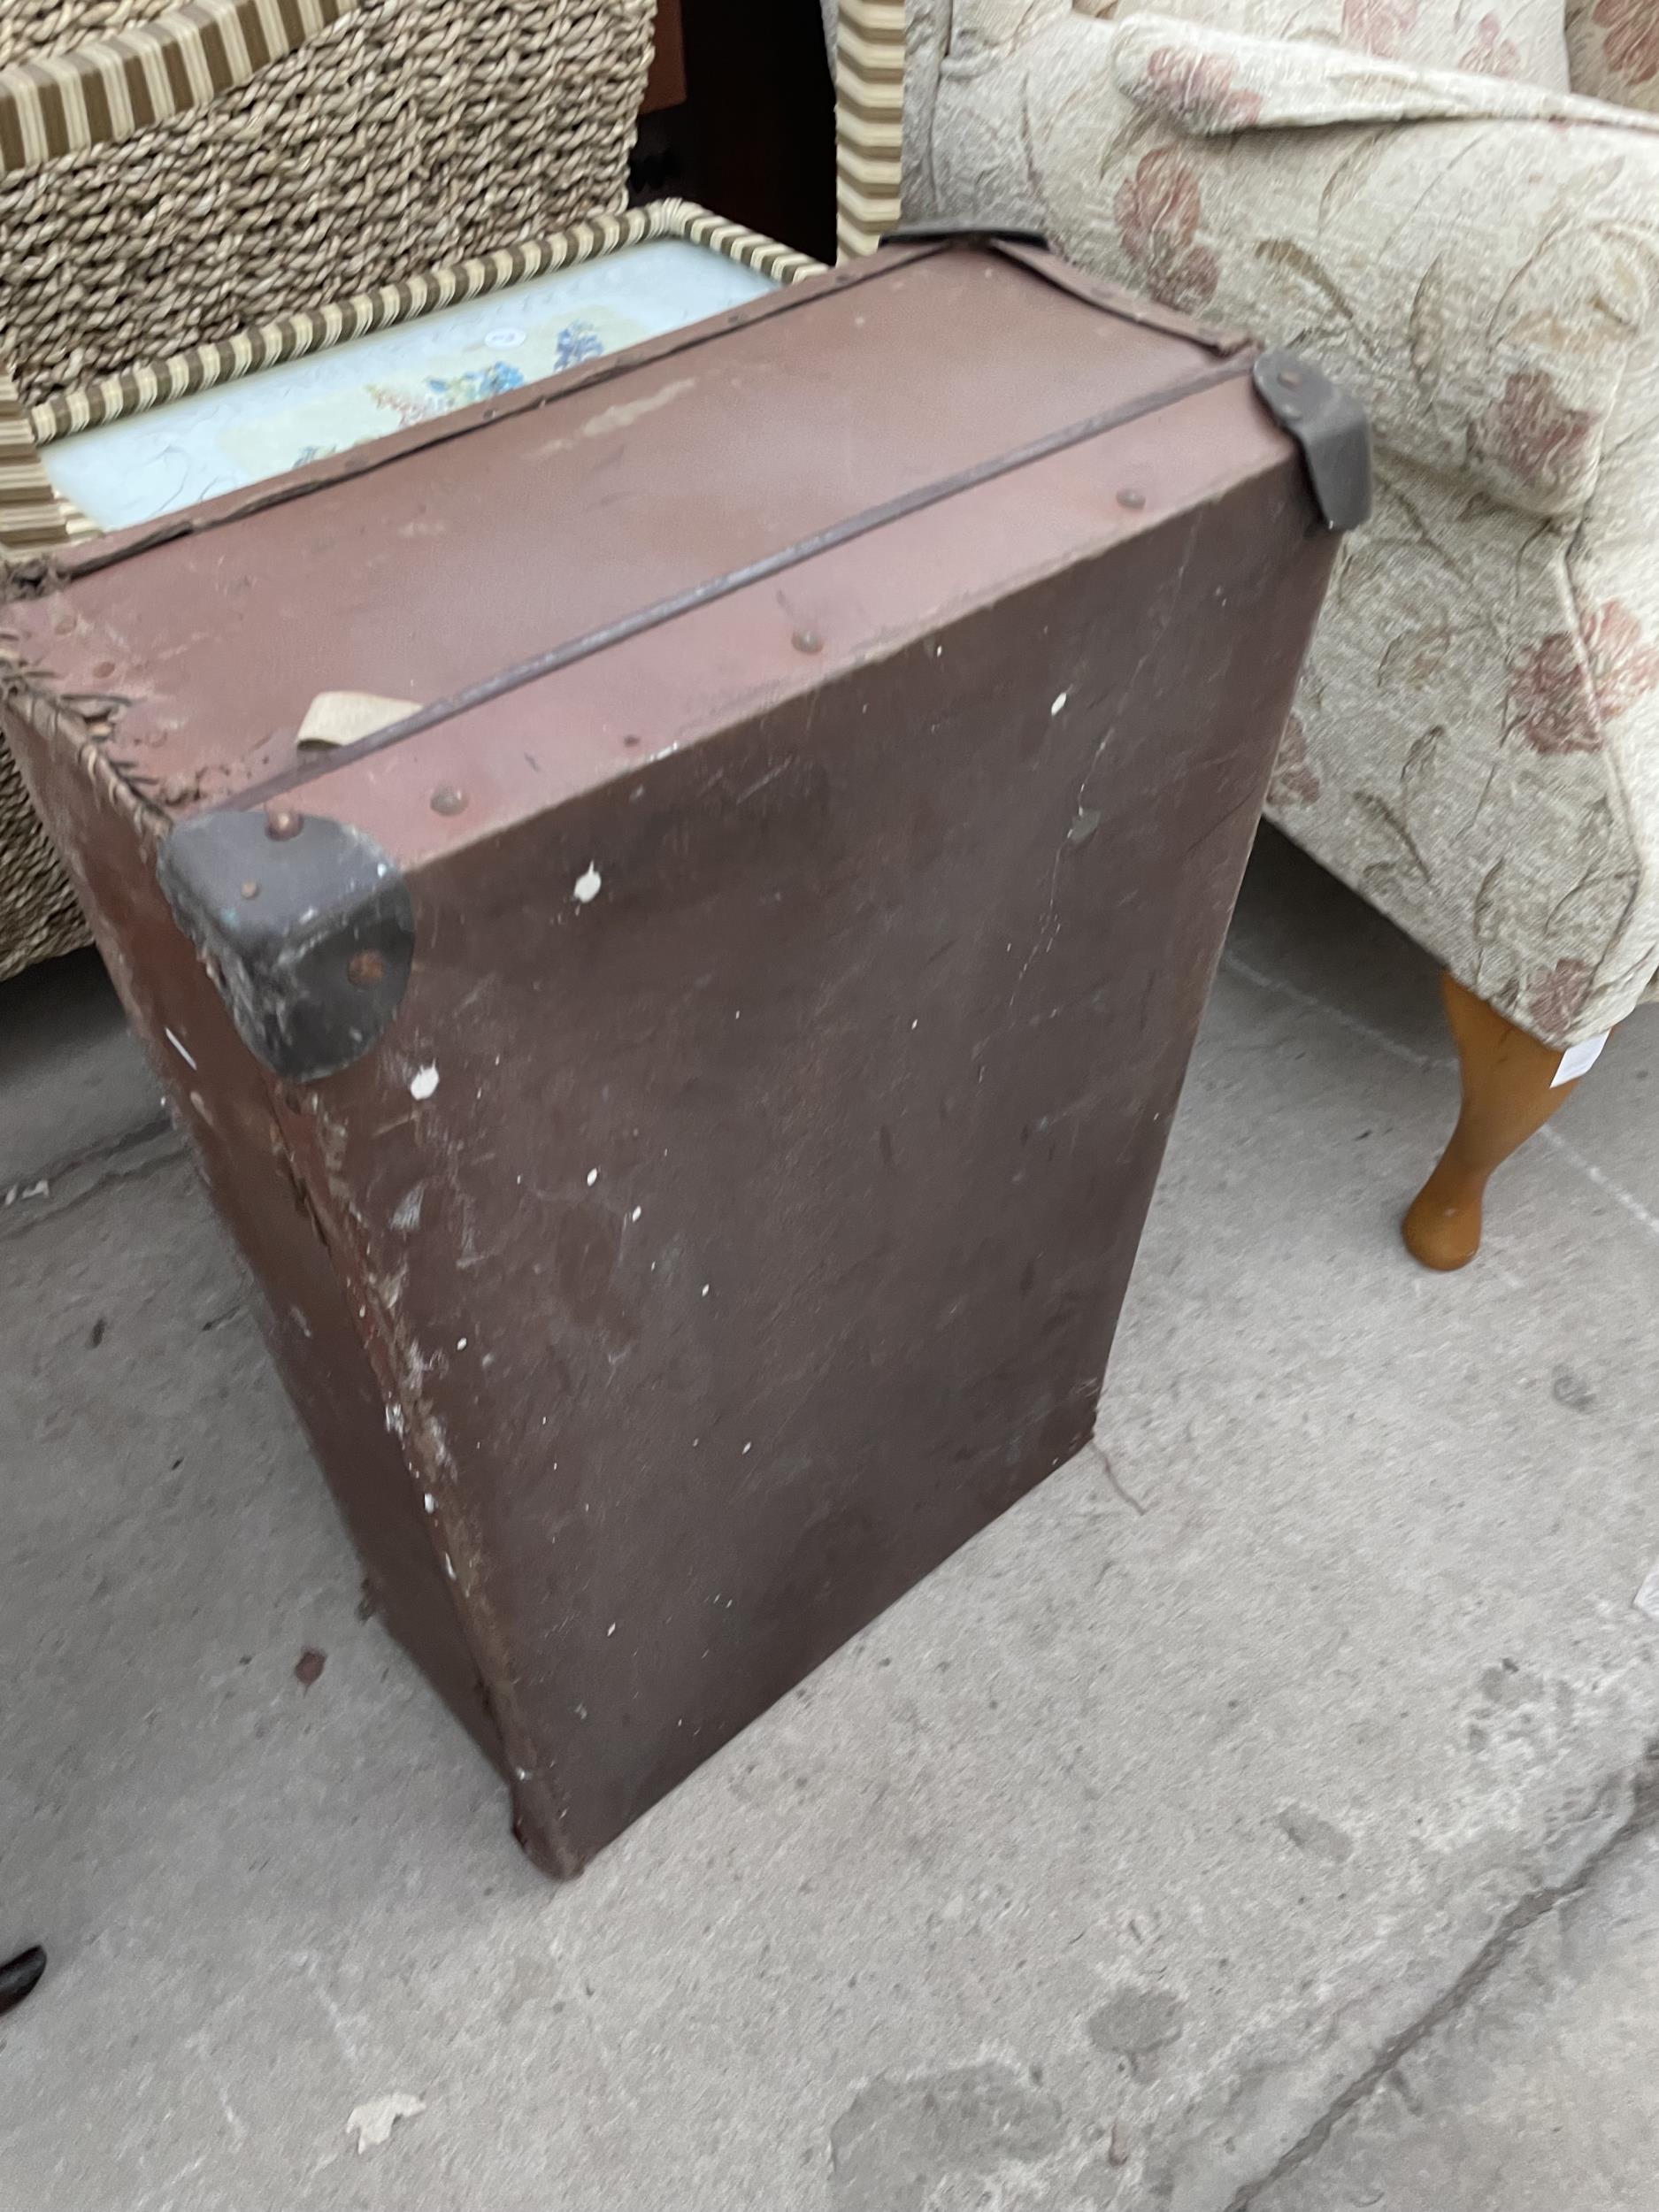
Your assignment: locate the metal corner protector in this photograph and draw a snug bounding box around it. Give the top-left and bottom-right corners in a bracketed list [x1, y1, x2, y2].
[157, 806, 415, 1083]
[1251, 350, 1372, 533]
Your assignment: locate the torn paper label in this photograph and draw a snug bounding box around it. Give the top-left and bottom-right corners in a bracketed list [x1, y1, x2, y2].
[297, 692, 419, 749]
[1553, 1032, 1609, 1087]
[346, 2092, 425, 2154]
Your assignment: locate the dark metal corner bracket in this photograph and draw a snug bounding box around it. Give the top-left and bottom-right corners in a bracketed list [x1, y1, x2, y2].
[158, 808, 414, 1083]
[1252, 349, 1372, 532]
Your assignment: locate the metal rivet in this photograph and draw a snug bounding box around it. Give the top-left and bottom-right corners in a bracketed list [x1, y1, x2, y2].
[792, 627, 824, 655]
[347, 949, 387, 988]
[239, 879, 260, 900]
[1117, 488, 1147, 511]
[430, 786, 467, 816]
[265, 808, 303, 841]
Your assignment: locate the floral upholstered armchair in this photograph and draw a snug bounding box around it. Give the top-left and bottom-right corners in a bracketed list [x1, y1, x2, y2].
[829, 0, 1659, 1265]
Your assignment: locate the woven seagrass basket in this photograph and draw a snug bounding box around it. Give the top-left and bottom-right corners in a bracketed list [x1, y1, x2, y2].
[0, 0, 656, 979]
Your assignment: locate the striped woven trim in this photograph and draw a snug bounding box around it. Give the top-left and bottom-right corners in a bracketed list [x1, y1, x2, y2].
[836, 0, 905, 259]
[0, 0, 357, 175]
[0, 367, 70, 549]
[28, 198, 825, 449]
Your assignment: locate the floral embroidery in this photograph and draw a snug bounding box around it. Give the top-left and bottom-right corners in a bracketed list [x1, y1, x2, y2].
[555, 320, 606, 371]
[1340, 0, 1421, 57]
[1377, 624, 1452, 688]
[1508, 632, 1596, 753]
[1114, 149, 1220, 311]
[1526, 956, 1594, 1037]
[1585, 599, 1659, 711]
[1506, 600, 1659, 754]
[1137, 48, 1263, 130]
[1457, 11, 1523, 74]
[368, 360, 526, 430]
[1473, 370, 1593, 495]
[1267, 712, 1320, 808]
[1592, 0, 1659, 82]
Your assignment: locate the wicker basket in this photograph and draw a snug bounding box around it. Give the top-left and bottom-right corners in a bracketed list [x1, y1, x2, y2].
[0, 0, 656, 979]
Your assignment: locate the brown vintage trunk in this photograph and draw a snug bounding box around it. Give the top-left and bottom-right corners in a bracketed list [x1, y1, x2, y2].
[5, 241, 1346, 1875]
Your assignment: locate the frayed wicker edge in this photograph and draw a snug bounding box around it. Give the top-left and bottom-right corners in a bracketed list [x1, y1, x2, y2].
[3, 654, 161, 833]
[0, 640, 151, 977]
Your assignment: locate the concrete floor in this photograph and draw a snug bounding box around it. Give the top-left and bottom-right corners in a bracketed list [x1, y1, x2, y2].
[2, 826, 1656, 2212]
[1256, 1822, 1659, 2212]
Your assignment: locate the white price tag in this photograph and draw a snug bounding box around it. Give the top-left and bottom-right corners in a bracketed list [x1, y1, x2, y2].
[1553, 1031, 1609, 1087]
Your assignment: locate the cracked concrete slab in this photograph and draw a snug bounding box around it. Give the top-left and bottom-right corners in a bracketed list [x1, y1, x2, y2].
[1254, 1816, 1659, 2211]
[2, 829, 1656, 2211]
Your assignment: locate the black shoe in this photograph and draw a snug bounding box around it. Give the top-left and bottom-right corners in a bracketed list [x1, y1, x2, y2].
[0, 1947, 46, 2016]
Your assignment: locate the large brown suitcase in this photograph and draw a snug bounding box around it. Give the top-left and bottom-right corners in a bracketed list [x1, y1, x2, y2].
[5, 238, 1359, 1876]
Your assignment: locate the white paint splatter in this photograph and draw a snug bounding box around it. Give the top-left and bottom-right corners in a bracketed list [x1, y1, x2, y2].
[587, 1167, 599, 1187]
[346, 2093, 425, 2155]
[607, 1622, 617, 1636]
[701, 1283, 710, 1297]
[742, 1441, 752, 1455]
[409, 1064, 440, 1100]
[456, 1337, 467, 1351]
[443, 1554, 457, 1580]
[573, 864, 603, 904]
[631, 1206, 642, 1223]
[423, 1493, 435, 1514]
[164, 1026, 197, 1071]
[1050, 691, 1068, 717]
[578, 377, 695, 441]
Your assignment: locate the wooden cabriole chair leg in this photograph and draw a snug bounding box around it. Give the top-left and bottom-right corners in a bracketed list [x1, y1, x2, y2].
[1402, 971, 1597, 1271]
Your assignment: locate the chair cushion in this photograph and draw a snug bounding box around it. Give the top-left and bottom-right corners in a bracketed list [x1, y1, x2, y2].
[1106, 17, 1659, 518]
[1565, 0, 1659, 108]
[1083, 0, 1571, 88]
